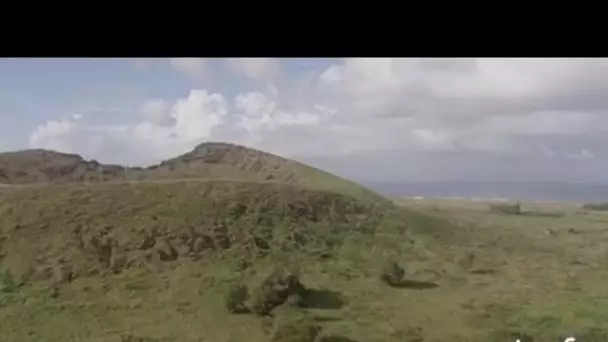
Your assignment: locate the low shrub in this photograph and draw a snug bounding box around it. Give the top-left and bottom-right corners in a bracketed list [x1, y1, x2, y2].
[521, 210, 565, 218]
[582, 202, 608, 211]
[0, 267, 16, 294]
[0, 266, 19, 306]
[489, 203, 521, 215]
[249, 265, 306, 316]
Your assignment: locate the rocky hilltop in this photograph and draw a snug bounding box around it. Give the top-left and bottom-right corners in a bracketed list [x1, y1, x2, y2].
[0, 142, 383, 204]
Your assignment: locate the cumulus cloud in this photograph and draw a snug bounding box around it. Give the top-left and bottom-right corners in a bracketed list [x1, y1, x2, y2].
[25, 58, 608, 181]
[319, 58, 608, 116]
[29, 115, 124, 160]
[316, 58, 608, 155]
[140, 99, 174, 126]
[128, 89, 229, 163]
[29, 90, 227, 165]
[226, 58, 281, 83]
[234, 91, 322, 133]
[29, 86, 333, 165]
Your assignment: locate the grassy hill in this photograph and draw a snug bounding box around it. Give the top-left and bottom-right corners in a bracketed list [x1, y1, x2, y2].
[5, 187, 608, 342]
[0, 142, 390, 284]
[1, 143, 606, 341]
[0, 142, 383, 205]
[0, 181, 380, 285]
[147, 143, 384, 204]
[0, 178, 458, 342]
[0, 149, 132, 184]
[0, 142, 400, 341]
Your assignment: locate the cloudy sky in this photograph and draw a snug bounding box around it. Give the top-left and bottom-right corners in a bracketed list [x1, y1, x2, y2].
[1, 58, 608, 183]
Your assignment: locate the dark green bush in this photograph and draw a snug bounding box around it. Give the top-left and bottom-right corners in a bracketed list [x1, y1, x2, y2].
[0, 267, 19, 306]
[520, 210, 565, 218]
[0, 267, 16, 294]
[489, 203, 521, 215]
[249, 265, 306, 316]
[582, 202, 608, 211]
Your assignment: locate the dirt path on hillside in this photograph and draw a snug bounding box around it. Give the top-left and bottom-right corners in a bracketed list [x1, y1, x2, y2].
[0, 178, 297, 189]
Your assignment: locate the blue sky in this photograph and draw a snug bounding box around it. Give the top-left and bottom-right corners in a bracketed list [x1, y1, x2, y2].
[1, 59, 148, 147]
[0, 58, 339, 146]
[2, 58, 608, 182]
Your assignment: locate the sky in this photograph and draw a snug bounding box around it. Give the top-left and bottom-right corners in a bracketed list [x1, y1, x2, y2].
[1, 57, 608, 183]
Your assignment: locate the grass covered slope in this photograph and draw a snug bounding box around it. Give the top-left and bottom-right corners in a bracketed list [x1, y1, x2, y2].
[0, 180, 380, 285]
[0, 149, 132, 183]
[11, 143, 605, 341]
[4, 143, 607, 341]
[4, 183, 608, 340]
[0, 142, 384, 205]
[0, 179, 460, 342]
[0, 143, 417, 342]
[394, 197, 608, 340]
[148, 143, 384, 204]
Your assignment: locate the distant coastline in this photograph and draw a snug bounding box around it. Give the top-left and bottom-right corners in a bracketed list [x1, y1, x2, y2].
[400, 195, 511, 202]
[362, 181, 608, 204]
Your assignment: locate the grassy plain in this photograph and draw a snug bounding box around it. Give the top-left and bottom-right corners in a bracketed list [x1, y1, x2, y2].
[2, 183, 608, 341]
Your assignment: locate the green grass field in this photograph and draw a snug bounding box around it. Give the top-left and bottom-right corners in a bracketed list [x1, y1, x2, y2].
[2, 182, 608, 342]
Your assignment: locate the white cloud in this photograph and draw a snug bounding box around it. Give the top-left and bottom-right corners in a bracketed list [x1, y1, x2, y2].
[169, 58, 206, 78]
[29, 119, 81, 153]
[24, 58, 608, 182]
[566, 149, 595, 160]
[233, 90, 323, 132]
[28, 118, 119, 159]
[411, 129, 454, 150]
[30, 90, 227, 165]
[130, 89, 228, 161]
[226, 58, 281, 82]
[319, 58, 608, 117]
[140, 99, 174, 126]
[474, 111, 606, 136]
[315, 58, 608, 156]
[168, 90, 227, 141]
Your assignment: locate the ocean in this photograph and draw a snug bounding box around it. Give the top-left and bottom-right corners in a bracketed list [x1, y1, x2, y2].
[361, 181, 608, 203]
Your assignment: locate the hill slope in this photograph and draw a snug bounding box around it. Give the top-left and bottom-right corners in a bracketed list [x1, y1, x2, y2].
[0, 149, 132, 183]
[0, 181, 381, 284]
[2, 143, 608, 341]
[0, 142, 428, 342]
[0, 142, 383, 204]
[0, 142, 389, 287]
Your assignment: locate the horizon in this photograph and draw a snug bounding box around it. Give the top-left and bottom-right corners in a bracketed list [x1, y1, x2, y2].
[360, 179, 608, 203]
[5, 143, 607, 203]
[2, 58, 608, 184]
